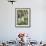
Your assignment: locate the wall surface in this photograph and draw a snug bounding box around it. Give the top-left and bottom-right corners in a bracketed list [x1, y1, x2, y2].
[0, 0, 46, 42]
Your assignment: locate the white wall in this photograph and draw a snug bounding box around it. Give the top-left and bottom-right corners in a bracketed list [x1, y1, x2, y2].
[0, 0, 46, 42]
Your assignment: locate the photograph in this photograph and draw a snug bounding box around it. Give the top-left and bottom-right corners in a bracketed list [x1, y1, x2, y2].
[15, 8, 31, 28]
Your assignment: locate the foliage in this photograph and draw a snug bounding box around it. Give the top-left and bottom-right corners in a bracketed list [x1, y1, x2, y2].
[17, 10, 28, 25]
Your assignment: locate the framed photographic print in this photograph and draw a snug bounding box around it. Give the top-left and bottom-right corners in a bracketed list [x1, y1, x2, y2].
[15, 8, 31, 28]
